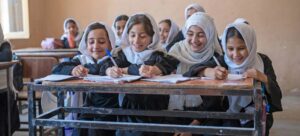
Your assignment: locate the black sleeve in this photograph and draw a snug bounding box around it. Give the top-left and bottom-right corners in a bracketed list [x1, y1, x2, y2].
[99, 50, 132, 75]
[183, 54, 227, 77]
[144, 51, 179, 75]
[259, 53, 283, 113]
[0, 42, 12, 61]
[166, 31, 185, 52]
[51, 58, 81, 75]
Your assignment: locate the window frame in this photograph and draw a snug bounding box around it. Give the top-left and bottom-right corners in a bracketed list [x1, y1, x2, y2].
[0, 0, 30, 39]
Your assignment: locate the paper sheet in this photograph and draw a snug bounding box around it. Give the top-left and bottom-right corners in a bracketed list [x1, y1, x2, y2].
[83, 74, 142, 83]
[141, 74, 191, 83]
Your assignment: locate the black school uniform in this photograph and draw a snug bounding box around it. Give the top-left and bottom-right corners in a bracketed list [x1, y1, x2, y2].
[100, 50, 179, 136]
[184, 53, 283, 136]
[52, 56, 118, 136]
[0, 41, 20, 135]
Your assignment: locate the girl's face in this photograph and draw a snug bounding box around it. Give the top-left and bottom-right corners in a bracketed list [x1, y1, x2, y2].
[226, 36, 249, 65]
[186, 8, 198, 19]
[128, 23, 152, 52]
[115, 20, 127, 37]
[158, 22, 170, 44]
[186, 25, 207, 52]
[87, 29, 111, 60]
[66, 22, 78, 36]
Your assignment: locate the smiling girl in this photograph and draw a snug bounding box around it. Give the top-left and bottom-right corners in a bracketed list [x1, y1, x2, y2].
[100, 13, 179, 136]
[184, 22, 282, 136]
[51, 22, 118, 136]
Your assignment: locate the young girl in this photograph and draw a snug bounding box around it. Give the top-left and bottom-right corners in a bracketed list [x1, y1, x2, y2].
[60, 18, 82, 48]
[167, 12, 224, 136]
[158, 19, 180, 51]
[184, 22, 282, 136]
[112, 14, 129, 47]
[100, 13, 179, 136]
[51, 22, 117, 136]
[166, 3, 206, 51]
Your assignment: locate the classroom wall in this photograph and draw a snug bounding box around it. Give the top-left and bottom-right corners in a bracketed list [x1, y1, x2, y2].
[10, 0, 300, 93]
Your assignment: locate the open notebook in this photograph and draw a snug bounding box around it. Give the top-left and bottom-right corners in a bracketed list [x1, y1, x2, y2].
[141, 74, 192, 83]
[201, 74, 245, 80]
[34, 74, 78, 83]
[83, 74, 142, 83]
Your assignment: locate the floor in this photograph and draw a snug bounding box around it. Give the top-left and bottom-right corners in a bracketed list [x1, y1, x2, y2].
[13, 90, 300, 136]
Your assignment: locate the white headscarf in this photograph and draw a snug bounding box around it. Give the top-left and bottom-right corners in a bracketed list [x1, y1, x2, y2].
[221, 22, 264, 113]
[169, 12, 221, 74]
[77, 22, 115, 64]
[111, 15, 128, 47]
[234, 18, 250, 24]
[184, 3, 206, 20]
[120, 13, 161, 64]
[168, 12, 221, 110]
[162, 19, 180, 50]
[61, 18, 82, 47]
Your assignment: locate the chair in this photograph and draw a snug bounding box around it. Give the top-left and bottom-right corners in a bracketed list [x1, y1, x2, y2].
[15, 56, 59, 135]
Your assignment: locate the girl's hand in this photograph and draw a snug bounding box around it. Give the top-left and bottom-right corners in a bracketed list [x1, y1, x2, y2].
[243, 68, 268, 83]
[71, 65, 89, 77]
[106, 66, 123, 78]
[139, 65, 162, 77]
[204, 66, 228, 80]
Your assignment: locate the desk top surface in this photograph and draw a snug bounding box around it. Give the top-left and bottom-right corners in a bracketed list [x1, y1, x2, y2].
[38, 78, 256, 95]
[0, 61, 18, 69]
[13, 48, 78, 58]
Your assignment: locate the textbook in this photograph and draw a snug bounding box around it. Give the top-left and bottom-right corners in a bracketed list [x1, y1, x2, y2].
[83, 74, 142, 83]
[141, 74, 192, 83]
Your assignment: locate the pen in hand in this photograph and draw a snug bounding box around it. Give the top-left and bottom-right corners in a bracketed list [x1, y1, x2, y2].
[213, 56, 221, 66]
[105, 48, 118, 68]
[105, 48, 122, 77]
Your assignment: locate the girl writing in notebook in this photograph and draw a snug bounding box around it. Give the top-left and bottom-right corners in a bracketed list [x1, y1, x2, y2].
[51, 22, 118, 136]
[158, 19, 180, 51]
[100, 13, 179, 136]
[184, 22, 282, 136]
[167, 12, 224, 136]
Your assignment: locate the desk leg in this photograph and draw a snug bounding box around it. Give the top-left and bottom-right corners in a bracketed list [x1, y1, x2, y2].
[6, 69, 11, 136]
[57, 91, 65, 136]
[28, 85, 37, 136]
[254, 82, 263, 136]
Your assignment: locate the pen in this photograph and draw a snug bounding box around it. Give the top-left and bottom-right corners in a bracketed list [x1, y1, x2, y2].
[213, 56, 221, 66]
[105, 48, 118, 67]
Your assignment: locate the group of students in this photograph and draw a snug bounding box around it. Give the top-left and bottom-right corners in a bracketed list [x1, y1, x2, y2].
[48, 3, 283, 136]
[0, 2, 281, 136]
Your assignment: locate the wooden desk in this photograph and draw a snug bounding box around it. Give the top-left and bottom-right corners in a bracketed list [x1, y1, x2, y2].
[0, 61, 18, 136]
[27, 78, 264, 136]
[13, 48, 78, 79]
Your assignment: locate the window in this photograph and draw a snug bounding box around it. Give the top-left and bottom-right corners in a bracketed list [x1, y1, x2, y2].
[0, 0, 29, 39]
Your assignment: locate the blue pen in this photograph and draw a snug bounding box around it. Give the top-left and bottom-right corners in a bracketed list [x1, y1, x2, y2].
[105, 48, 118, 68]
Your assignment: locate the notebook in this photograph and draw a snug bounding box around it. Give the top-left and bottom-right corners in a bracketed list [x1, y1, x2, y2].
[34, 74, 78, 83]
[141, 74, 192, 83]
[201, 74, 245, 80]
[83, 74, 142, 83]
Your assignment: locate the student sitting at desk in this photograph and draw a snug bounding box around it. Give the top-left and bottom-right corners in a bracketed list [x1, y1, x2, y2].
[112, 14, 129, 48]
[184, 22, 283, 136]
[0, 23, 20, 136]
[51, 22, 117, 136]
[100, 13, 179, 136]
[167, 12, 224, 136]
[41, 18, 82, 49]
[158, 19, 180, 52]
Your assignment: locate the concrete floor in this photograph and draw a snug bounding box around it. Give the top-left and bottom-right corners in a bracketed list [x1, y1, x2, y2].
[13, 91, 300, 136]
